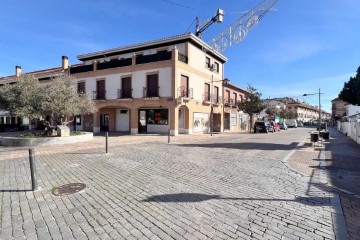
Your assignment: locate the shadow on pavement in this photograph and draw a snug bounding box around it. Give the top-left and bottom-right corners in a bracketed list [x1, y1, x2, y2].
[179, 142, 300, 151]
[0, 189, 32, 192]
[142, 193, 332, 206]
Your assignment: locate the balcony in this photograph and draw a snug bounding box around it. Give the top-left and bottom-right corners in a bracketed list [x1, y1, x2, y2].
[92, 91, 107, 100]
[224, 99, 236, 107]
[203, 94, 222, 105]
[97, 58, 132, 70]
[117, 89, 133, 99]
[178, 53, 188, 64]
[136, 51, 172, 65]
[143, 87, 160, 98]
[70, 64, 94, 74]
[177, 87, 193, 99]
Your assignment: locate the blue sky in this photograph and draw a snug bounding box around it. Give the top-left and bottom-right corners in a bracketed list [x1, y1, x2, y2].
[1, 0, 359, 112]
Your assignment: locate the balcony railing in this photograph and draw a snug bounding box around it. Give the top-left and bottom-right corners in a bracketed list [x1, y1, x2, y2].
[97, 58, 132, 70]
[177, 87, 193, 99]
[224, 99, 236, 106]
[136, 51, 172, 65]
[203, 94, 223, 104]
[70, 64, 94, 74]
[143, 87, 160, 98]
[92, 91, 107, 100]
[178, 53, 188, 64]
[117, 89, 133, 99]
[203, 93, 211, 102]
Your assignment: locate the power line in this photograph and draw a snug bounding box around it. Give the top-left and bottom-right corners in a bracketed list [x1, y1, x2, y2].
[158, 0, 199, 10]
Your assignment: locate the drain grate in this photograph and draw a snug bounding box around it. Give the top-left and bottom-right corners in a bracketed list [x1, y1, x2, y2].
[52, 183, 86, 196]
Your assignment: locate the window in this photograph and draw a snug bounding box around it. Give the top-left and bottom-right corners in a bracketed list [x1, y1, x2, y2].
[225, 90, 230, 104]
[232, 92, 237, 104]
[146, 74, 159, 97]
[214, 62, 219, 72]
[121, 77, 132, 98]
[147, 109, 168, 125]
[214, 86, 219, 103]
[205, 57, 210, 68]
[180, 75, 189, 97]
[77, 82, 85, 94]
[204, 83, 210, 101]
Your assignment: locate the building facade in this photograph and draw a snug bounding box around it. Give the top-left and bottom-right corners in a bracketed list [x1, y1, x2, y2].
[223, 83, 250, 131]
[0, 34, 254, 135]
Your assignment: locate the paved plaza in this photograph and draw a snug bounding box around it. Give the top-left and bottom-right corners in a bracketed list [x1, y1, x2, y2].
[0, 127, 359, 239]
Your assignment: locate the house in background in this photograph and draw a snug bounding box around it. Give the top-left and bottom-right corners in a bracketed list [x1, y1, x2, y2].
[331, 97, 348, 121]
[223, 83, 250, 132]
[0, 57, 70, 131]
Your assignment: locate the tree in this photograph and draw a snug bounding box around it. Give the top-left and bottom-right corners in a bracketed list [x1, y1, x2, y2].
[265, 106, 279, 117]
[339, 66, 360, 105]
[279, 109, 296, 119]
[0, 74, 97, 133]
[236, 84, 266, 132]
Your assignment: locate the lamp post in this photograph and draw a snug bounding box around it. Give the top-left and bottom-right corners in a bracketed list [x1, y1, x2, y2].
[208, 67, 230, 136]
[303, 88, 322, 135]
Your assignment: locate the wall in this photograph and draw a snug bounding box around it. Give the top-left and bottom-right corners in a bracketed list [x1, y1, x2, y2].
[338, 122, 360, 145]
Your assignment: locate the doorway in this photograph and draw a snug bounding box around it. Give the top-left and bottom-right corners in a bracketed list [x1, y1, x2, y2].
[138, 110, 147, 133]
[100, 114, 109, 131]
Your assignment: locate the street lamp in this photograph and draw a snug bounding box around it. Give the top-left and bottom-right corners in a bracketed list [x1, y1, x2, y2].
[303, 88, 323, 135]
[208, 67, 230, 136]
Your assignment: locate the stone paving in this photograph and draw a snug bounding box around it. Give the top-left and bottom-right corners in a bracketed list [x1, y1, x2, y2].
[0, 127, 358, 239]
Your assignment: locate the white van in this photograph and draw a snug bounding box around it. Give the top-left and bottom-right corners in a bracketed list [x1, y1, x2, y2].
[285, 119, 298, 128]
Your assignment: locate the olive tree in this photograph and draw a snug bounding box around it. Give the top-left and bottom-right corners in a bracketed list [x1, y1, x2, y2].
[236, 84, 266, 132]
[0, 74, 97, 133]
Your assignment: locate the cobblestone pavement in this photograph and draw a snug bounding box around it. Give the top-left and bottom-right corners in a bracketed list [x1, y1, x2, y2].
[287, 127, 360, 240]
[0, 127, 354, 239]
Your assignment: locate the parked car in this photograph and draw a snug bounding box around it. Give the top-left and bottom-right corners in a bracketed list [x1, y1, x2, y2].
[285, 119, 297, 128]
[270, 122, 280, 132]
[253, 121, 274, 133]
[297, 122, 303, 127]
[279, 122, 288, 130]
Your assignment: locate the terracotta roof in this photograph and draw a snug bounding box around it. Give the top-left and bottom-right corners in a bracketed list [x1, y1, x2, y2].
[0, 67, 66, 82]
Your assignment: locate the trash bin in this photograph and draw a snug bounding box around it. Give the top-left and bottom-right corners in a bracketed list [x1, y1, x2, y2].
[322, 131, 330, 140]
[310, 133, 319, 142]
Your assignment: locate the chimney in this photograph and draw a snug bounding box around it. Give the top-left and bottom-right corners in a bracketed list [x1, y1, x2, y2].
[15, 66, 22, 77]
[62, 56, 69, 70]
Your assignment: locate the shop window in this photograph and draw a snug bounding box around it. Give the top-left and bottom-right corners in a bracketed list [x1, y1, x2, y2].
[147, 109, 168, 125]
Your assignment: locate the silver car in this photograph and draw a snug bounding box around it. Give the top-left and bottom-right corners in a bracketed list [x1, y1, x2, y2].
[279, 122, 288, 130]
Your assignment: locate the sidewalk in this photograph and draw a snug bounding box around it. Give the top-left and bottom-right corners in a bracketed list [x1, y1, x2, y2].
[288, 126, 360, 240]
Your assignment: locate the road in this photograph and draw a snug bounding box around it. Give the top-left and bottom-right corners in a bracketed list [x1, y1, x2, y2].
[0, 127, 349, 239]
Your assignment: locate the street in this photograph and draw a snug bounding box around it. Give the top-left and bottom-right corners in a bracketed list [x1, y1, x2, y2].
[0, 127, 357, 239]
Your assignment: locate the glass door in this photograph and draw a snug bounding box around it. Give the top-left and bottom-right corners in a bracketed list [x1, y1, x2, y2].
[100, 114, 109, 131]
[138, 110, 147, 133]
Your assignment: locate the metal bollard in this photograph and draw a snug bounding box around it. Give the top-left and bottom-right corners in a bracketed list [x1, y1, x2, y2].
[106, 132, 108, 153]
[28, 148, 38, 191]
[168, 129, 170, 144]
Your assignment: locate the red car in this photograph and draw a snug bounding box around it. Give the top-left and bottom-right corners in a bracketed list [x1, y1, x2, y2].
[270, 122, 280, 132]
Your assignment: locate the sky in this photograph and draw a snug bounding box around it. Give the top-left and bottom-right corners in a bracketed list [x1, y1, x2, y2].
[1, 0, 359, 113]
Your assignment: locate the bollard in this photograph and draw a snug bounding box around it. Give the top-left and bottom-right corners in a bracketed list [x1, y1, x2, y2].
[106, 132, 108, 153]
[168, 129, 170, 144]
[28, 148, 38, 191]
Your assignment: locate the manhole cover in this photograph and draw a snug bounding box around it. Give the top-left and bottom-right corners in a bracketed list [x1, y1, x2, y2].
[52, 183, 86, 196]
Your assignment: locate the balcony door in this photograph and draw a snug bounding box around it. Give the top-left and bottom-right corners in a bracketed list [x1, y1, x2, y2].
[147, 74, 158, 97]
[121, 77, 132, 98]
[97, 80, 106, 100]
